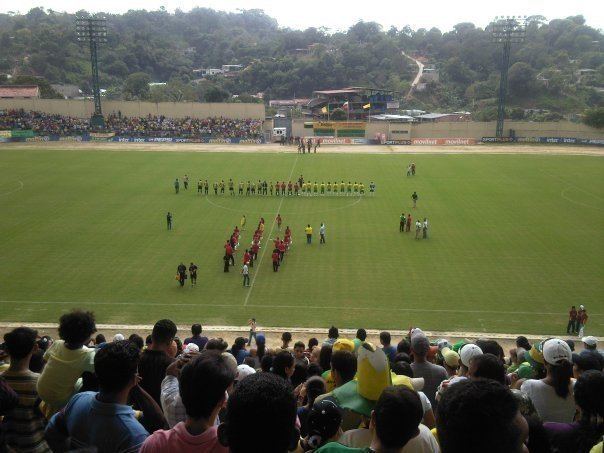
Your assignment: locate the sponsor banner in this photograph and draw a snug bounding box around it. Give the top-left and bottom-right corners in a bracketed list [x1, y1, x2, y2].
[317, 137, 370, 145]
[412, 138, 477, 145]
[0, 130, 11, 138]
[314, 122, 366, 131]
[11, 129, 35, 138]
[384, 140, 412, 145]
[58, 136, 83, 142]
[25, 136, 50, 142]
[89, 132, 115, 139]
[481, 137, 517, 143]
[485, 136, 604, 146]
[108, 136, 265, 144]
[386, 101, 400, 109]
[0, 137, 9, 143]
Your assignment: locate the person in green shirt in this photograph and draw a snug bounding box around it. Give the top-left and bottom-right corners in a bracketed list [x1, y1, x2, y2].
[174, 178, 179, 194]
[315, 386, 424, 453]
[400, 213, 406, 232]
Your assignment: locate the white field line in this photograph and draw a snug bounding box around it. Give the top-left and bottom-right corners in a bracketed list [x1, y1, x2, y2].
[0, 180, 24, 197]
[0, 321, 598, 343]
[243, 154, 299, 306]
[1, 299, 602, 318]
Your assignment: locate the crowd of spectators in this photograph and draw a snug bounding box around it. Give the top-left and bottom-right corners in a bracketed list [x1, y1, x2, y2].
[0, 109, 263, 139]
[0, 310, 603, 453]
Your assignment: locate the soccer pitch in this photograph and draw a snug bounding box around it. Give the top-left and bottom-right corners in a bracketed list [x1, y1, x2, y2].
[0, 147, 602, 336]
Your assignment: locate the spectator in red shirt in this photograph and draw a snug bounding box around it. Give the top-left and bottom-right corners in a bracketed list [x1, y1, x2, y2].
[567, 306, 578, 334]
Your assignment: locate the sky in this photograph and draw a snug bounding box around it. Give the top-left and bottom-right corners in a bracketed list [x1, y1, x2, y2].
[1, 0, 602, 32]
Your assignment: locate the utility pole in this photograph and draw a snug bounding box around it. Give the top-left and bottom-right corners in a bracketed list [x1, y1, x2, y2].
[491, 16, 526, 138]
[76, 17, 107, 129]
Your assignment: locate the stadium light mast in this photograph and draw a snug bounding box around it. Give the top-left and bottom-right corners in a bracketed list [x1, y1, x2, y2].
[76, 17, 107, 129]
[490, 16, 526, 138]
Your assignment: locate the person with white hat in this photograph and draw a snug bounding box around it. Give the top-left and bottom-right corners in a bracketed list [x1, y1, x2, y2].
[581, 336, 598, 351]
[520, 338, 576, 423]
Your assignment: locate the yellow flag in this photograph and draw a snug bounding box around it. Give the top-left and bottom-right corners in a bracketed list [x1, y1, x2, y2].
[363, 103, 371, 109]
[321, 106, 328, 114]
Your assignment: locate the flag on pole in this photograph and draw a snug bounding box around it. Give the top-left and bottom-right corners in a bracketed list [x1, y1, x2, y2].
[342, 101, 349, 110]
[321, 106, 328, 114]
[363, 103, 371, 110]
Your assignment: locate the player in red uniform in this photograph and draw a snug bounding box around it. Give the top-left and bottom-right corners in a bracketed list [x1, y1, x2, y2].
[287, 181, 293, 196]
[276, 214, 282, 230]
[278, 240, 286, 262]
[280, 181, 286, 196]
[272, 250, 280, 272]
[406, 214, 412, 232]
[243, 249, 252, 267]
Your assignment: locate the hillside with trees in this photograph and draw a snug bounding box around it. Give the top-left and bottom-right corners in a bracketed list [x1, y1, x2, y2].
[0, 8, 602, 120]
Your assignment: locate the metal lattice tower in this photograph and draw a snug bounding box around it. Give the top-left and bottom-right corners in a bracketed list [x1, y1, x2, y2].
[76, 17, 107, 129]
[491, 16, 526, 138]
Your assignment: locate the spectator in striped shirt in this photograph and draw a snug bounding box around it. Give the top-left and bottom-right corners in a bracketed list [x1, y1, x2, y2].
[2, 327, 51, 452]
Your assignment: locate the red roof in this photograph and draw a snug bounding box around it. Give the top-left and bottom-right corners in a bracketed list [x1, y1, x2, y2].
[0, 85, 40, 98]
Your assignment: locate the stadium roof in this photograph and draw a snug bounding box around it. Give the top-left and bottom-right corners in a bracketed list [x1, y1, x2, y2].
[313, 89, 362, 96]
[0, 85, 40, 98]
[370, 114, 415, 121]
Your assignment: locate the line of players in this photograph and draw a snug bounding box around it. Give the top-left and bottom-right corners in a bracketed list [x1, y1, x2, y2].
[175, 175, 376, 196]
[223, 215, 293, 275]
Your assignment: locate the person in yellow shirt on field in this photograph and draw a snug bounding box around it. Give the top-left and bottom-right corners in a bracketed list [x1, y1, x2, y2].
[360, 182, 365, 194]
[340, 181, 345, 195]
[305, 224, 313, 244]
[327, 181, 332, 194]
[347, 181, 353, 195]
[320, 182, 325, 195]
[240, 215, 246, 230]
[353, 182, 359, 193]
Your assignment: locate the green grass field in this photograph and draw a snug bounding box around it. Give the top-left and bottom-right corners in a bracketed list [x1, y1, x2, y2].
[0, 148, 602, 336]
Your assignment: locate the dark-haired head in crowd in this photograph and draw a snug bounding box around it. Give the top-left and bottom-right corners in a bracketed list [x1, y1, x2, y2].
[219, 372, 298, 453]
[397, 339, 411, 355]
[298, 376, 328, 437]
[229, 337, 249, 365]
[141, 351, 236, 452]
[272, 350, 295, 381]
[380, 331, 396, 363]
[129, 333, 144, 350]
[45, 341, 150, 452]
[206, 337, 229, 352]
[2, 327, 50, 452]
[138, 319, 177, 405]
[36, 310, 97, 414]
[469, 353, 506, 384]
[437, 379, 529, 453]
[330, 351, 357, 388]
[325, 326, 339, 346]
[319, 344, 333, 373]
[184, 323, 208, 350]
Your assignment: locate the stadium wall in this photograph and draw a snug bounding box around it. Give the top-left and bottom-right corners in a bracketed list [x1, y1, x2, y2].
[290, 119, 602, 141]
[0, 99, 265, 120]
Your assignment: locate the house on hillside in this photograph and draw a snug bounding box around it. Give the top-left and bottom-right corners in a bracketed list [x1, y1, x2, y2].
[0, 85, 40, 99]
[51, 84, 82, 99]
[416, 112, 471, 122]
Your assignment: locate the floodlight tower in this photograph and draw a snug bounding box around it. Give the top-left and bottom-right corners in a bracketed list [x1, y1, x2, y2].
[76, 17, 107, 128]
[491, 16, 526, 138]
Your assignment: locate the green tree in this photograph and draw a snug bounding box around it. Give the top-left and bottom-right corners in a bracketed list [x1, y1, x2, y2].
[583, 107, 604, 128]
[204, 85, 230, 102]
[508, 62, 537, 96]
[123, 72, 151, 100]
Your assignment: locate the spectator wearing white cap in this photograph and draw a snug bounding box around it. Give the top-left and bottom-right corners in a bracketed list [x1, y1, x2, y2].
[581, 336, 599, 353]
[435, 344, 482, 402]
[113, 333, 125, 342]
[520, 339, 576, 423]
